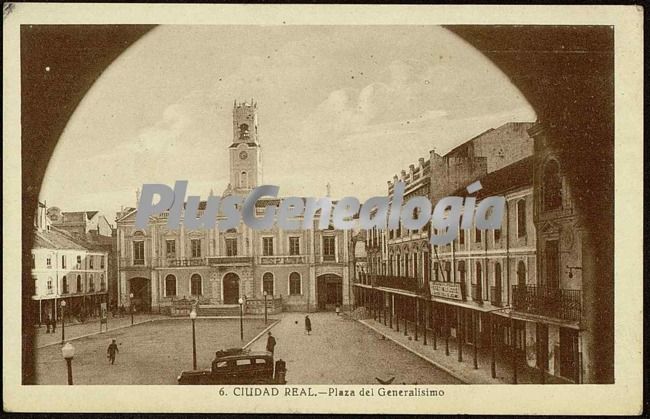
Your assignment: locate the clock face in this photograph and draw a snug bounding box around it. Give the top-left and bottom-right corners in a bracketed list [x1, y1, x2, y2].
[239, 151, 248, 160]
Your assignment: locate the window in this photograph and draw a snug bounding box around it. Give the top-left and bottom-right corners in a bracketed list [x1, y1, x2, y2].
[543, 160, 562, 210]
[62, 276, 68, 293]
[31, 254, 35, 269]
[191, 239, 202, 258]
[47, 277, 53, 293]
[226, 238, 237, 256]
[444, 261, 451, 282]
[289, 237, 300, 256]
[263, 272, 274, 295]
[166, 239, 176, 258]
[46, 255, 52, 268]
[517, 199, 527, 238]
[165, 274, 177, 297]
[236, 359, 252, 367]
[76, 275, 82, 292]
[434, 262, 439, 282]
[133, 241, 144, 264]
[77, 255, 82, 269]
[240, 171, 248, 189]
[100, 256, 105, 269]
[61, 255, 66, 269]
[323, 236, 335, 261]
[262, 237, 274, 256]
[517, 261, 527, 287]
[191, 274, 202, 296]
[459, 229, 465, 245]
[475, 227, 482, 243]
[88, 274, 94, 291]
[89, 255, 94, 269]
[100, 274, 106, 291]
[289, 272, 301, 295]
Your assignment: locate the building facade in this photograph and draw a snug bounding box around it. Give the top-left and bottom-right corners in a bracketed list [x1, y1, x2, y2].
[116, 100, 351, 314]
[32, 202, 109, 324]
[352, 121, 594, 383]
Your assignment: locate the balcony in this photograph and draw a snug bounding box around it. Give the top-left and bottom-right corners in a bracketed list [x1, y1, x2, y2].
[258, 255, 308, 265]
[374, 275, 420, 293]
[207, 256, 253, 266]
[322, 254, 336, 262]
[512, 285, 581, 322]
[120, 258, 150, 268]
[167, 257, 207, 267]
[490, 286, 503, 307]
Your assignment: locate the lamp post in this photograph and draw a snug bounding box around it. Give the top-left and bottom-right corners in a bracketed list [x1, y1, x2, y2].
[61, 342, 75, 385]
[129, 293, 134, 325]
[263, 291, 268, 325]
[190, 309, 197, 370]
[60, 300, 66, 343]
[238, 298, 244, 341]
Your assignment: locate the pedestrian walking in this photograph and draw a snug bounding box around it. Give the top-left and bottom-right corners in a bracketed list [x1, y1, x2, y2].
[304, 315, 312, 335]
[266, 331, 277, 355]
[45, 313, 52, 333]
[107, 339, 119, 365]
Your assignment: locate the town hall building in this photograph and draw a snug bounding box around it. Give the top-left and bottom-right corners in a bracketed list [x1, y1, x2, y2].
[115, 100, 351, 315]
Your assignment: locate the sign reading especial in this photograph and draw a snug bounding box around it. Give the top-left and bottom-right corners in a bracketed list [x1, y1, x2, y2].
[135, 180, 504, 246]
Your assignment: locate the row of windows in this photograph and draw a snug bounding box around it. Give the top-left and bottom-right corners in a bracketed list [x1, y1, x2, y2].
[42, 273, 106, 294]
[432, 260, 527, 286]
[33, 254, 105, 270]
[135, 236, 336, 260]
[162, 272, 303, 297]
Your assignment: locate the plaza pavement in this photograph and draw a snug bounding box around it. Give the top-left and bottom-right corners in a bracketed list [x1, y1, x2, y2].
[34, 313, 166, 348]
[33, 317, 270, 384]
[246, 311, 462, 385]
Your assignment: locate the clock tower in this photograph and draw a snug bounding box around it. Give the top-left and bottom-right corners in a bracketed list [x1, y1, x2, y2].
[229, 99, 262, 193]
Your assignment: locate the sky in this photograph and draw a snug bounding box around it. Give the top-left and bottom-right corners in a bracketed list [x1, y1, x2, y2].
[40, 25, 536, 222]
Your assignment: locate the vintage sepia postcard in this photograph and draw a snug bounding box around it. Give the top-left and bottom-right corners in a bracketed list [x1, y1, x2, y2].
[3, 3, 644, 415]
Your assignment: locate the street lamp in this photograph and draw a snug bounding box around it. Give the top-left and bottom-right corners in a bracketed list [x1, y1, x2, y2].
[129, 293, 134, 325]
[263, 291, 268, 325]
[190, 309, 197, 370]
[60, 300, 66, 343]
[61, 341, 75, 385]
[238, 298, 244, 341]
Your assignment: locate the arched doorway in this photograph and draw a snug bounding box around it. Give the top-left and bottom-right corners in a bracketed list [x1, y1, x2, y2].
[316, 274, 342, 311]
[222, 273, 240, 305]
[129, 277, 151, 312]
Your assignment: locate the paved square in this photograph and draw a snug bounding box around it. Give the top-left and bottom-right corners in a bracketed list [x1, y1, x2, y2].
[248, 312, 462, 384]
[34, 318, 269, 384]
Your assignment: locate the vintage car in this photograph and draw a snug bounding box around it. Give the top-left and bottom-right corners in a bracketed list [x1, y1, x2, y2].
[177, 348, 287, 385]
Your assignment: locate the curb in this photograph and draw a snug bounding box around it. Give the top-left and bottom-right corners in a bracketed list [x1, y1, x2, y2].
[36, 316, 278, 349]
[242, 319, 280, 350]
[358, 319, 470, 384]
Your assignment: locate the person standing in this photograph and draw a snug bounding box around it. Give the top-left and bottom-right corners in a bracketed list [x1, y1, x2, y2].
[266, 332, 277, 355]
[305, 315, 312, 335]
[45, 312, 52, 333]
[107, 339, 119, 365]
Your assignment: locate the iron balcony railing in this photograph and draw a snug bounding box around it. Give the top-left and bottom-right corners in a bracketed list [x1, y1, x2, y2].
[512, 285, 582, 322]
[168, 257, 207, 267]
[206, 256, 253, 265]
[374, 275, 420, 293]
